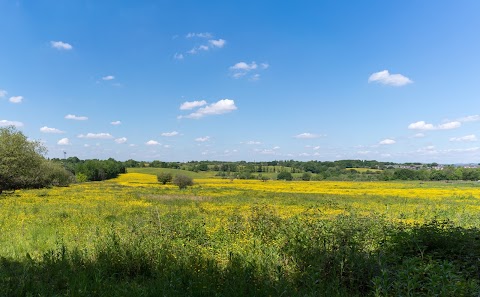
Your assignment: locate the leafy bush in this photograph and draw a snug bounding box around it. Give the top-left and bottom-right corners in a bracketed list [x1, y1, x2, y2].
[277, 171, 293, 181]
[157, 172, 173, 185]
[173, 174, 194, 189]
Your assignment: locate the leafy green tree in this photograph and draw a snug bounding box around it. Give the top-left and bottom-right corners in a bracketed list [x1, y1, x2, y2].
[277, 171, 293, 181]
[301, 172, 312, 181]
[173, 174, 194, 189]
[0, 126, 71, 193]
[157, 172, 173, 185]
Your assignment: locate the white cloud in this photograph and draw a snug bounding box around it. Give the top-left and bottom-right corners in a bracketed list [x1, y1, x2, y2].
[146, 140, 160, 146]
[250, 74, 261, 81]
[413, 133, 425, 138]
[408, 120, 461, 130]
[102, 75, 115, 81]
[379, 139, 396, 145]
[174, 53, 184, 60]
[179, 99, 237, 119]
[115, 137, 128, 144]
[230, 61, 268, 80]
[450, 134, 477, 142]
[65, 114, 88, 121]
[50, 41, 73, 50]
[294, 133, 319, 139]
[180, 100, 207, 110]
[110, 121, 121, 125]
[186, 32, 213, 39]
[195, 136, 210, 142]
[438, 121, 461, 130]
[161, 131, 179, 137]
[208, 39, 226, 48]
[40, 126, 65, 134]
[57, 138, 70, 145]
[0, 120, 23, 127]
[313, 146, 320, 150]
[368, 70, 413, 86]
[0, 89, 7, 98]
[458, 115, 480, 122]
[245, 140, 261, 145]
[408, 121, 435, 130]
[9, 96, 23, 103]
[230, 62, 258, 71]
[78, 133, 113, 139]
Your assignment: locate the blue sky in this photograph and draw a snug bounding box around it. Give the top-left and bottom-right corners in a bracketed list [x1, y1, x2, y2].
[1, 1, 480, 163]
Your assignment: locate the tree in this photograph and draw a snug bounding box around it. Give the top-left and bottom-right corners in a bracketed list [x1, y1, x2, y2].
[0, 126, 71, 194]
[277, 171, 293, 181]
[157, 172, 173, 185]
[173, 174, 194, 189]
[301, 172, 312, 181]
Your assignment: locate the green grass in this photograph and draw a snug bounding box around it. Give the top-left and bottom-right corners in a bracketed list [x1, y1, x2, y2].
[1, 177, 480, 296]
[128, 167, 216, 178]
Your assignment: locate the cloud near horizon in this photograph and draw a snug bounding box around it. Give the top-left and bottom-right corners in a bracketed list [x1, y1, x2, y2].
[78, 133, 113, 139]
[0, 120, 24, 127]
[408, 120, 461, 130]
[294, 133, 320, 139]
[40, 126, 65, 134]
[65, 114, 88, 121]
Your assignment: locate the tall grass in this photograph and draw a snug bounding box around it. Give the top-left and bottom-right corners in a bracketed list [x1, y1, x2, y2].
[1, 174, 480, 295]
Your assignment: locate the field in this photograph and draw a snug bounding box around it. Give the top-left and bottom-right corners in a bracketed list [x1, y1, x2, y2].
[1, 169, 480, 296]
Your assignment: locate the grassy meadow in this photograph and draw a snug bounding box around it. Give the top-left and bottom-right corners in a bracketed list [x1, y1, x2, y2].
[1, 168, 480, 296]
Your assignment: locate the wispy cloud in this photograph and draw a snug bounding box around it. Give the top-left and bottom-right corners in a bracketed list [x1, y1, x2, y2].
[146, 140, 160, 145]
[180, 100, 207, 110]
[0, 119, 23, 127]
[379, 138, 396, 145]
[450, 134, 477, 142]
[458, 115, 480, 122]
[102, 75, 115, 81]
[408, 120, 461, 130]
[50, 41, 73, 50]
[208, 39, 226, 48]
[230, 61, 269, 80]
[186, 32, 213, 39]
[294, 133, 320, 139]
[57, 138, 70, 145]
[115, 137, 128, 144]
[110, 121, 121, 125]
[9, 96, 23, 103]
[195, 136, 210, 142]
[161, 131, 179, 137]
[245, 140, 261, 145]
[65, 114, 88, 121]
[368, 70, 412, 86]
[40, 126, 65, 134]
[178, 99, 237, 119]
[181, 34, 226, 57]
[0, 89, 7, 98]
[78, 133, 113, 139]
[173, 53, 184, 60]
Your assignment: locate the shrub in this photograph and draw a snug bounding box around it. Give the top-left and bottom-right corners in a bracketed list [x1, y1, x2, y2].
[277, 171, 293, 181]
[173, 174, 194, 189]
[157, 172, 173, 185]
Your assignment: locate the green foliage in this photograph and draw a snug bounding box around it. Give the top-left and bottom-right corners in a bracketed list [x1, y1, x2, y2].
[277, 171, 293, 181]
[0, 126, 72, 193]
[75, 173, 88, 183]
[301, 172, 311, 181]
[59, 157, 126, 181]
[156, 172, 173, 185]
[173, 174, 194, 189]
